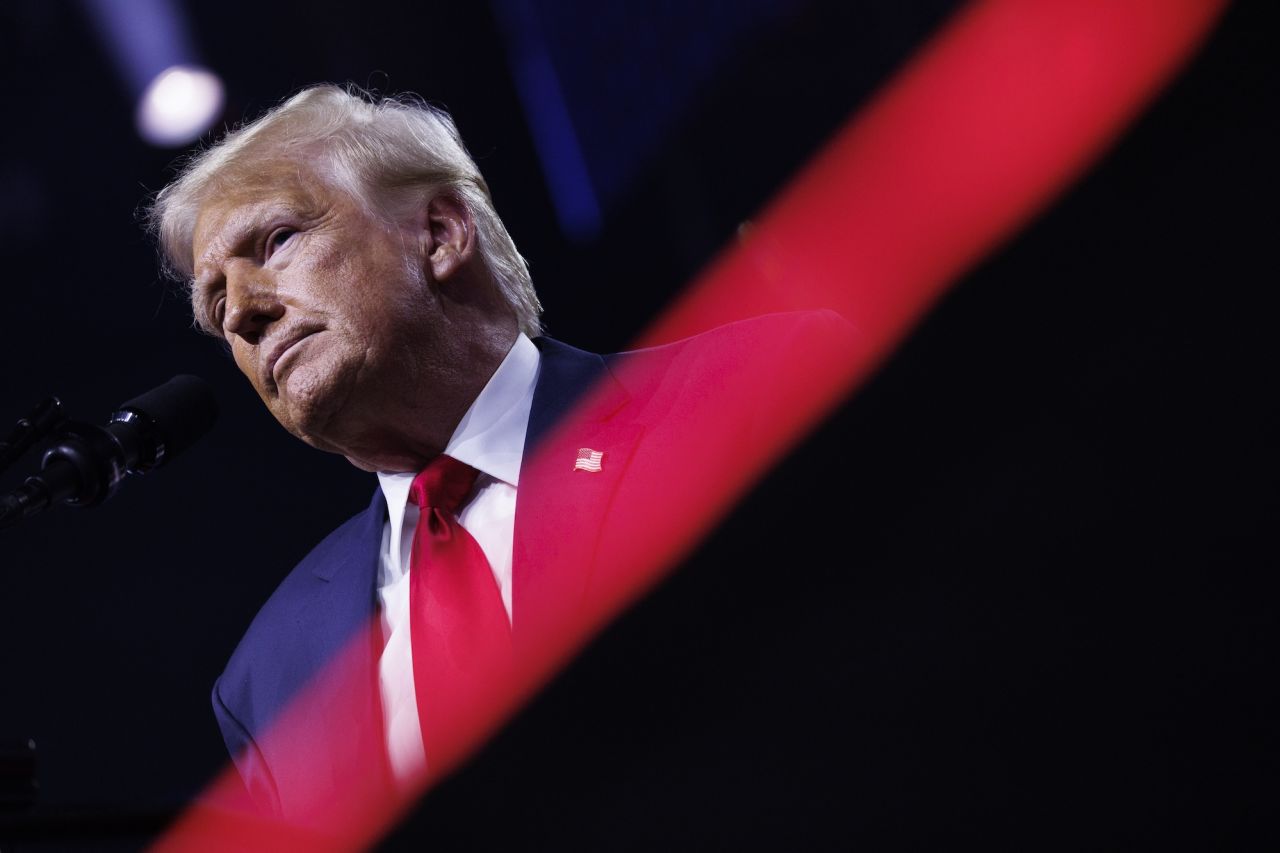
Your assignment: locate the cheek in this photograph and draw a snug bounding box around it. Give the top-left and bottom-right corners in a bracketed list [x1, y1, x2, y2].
[302, 254, 371, 323]
[333, 259, 407, 328]
[231, 344, 259, 389]
[231, 343, 286, 419]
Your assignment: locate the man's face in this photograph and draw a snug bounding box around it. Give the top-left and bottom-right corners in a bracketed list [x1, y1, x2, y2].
[190, 162, 480, 469]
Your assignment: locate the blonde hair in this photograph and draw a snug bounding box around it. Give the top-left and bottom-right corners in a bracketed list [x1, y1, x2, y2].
[147, 83, 542, 336]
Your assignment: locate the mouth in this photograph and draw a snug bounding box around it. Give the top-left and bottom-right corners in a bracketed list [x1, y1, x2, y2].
[264, 327, 322, 393]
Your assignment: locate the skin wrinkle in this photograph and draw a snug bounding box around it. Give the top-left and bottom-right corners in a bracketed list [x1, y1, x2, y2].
[190, 160, 518, 474]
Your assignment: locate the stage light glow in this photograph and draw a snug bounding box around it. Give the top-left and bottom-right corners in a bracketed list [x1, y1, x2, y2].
[136, 65, 224, 147]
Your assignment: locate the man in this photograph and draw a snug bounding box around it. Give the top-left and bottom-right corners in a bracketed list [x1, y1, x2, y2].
[150, 83, 849, 838]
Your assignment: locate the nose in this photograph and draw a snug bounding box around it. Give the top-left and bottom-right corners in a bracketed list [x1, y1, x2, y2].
[223, 264, 285, 345]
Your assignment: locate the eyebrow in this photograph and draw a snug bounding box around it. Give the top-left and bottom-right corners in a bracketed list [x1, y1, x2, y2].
[193, 202, 300, 286]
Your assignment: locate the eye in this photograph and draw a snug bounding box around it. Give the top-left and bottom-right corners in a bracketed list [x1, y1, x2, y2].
[265, 227, 297, 260]
[212, 296, 227, 330]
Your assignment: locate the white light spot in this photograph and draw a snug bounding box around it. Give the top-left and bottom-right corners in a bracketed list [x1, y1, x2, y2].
[136, 65, 225, 147]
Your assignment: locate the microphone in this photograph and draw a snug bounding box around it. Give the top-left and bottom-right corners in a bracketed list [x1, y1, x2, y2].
[0, 375, 218, 530]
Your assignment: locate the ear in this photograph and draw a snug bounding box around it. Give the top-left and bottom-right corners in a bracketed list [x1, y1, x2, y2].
[423, 193, 476, 283]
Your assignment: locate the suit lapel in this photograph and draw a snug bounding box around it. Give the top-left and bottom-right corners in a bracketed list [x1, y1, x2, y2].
[513, 338, 643, 647]
[269, 490, 394, 817]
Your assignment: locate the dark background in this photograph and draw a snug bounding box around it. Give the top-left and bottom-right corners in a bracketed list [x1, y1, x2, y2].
[0, 0, 1274, 849]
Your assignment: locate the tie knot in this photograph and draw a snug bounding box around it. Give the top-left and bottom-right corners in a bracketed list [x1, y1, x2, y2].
[409, 454, 480, 515]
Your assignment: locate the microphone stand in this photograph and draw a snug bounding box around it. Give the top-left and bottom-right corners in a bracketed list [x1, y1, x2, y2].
[0, 407, 56, 815]
[0, 398, 65, 477]
[0, 398, 67, 530]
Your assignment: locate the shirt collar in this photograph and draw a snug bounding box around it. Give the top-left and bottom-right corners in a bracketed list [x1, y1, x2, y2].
[377, 333, 540, 524]
[442, 332, 539, 488]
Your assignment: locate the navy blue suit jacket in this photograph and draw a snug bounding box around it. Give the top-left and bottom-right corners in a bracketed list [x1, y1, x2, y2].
[212, 334, 616, 817]
[211, 312, 849, 825]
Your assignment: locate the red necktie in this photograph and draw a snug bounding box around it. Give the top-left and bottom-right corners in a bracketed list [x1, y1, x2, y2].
[408, 454, 512, 776]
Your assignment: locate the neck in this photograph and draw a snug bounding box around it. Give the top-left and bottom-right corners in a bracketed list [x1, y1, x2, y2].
[341, 321, 519, 473]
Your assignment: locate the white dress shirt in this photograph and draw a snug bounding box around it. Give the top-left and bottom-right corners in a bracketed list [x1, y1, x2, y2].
[375, 333, 540, 784]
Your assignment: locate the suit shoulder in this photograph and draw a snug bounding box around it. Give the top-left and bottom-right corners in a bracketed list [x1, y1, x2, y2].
[217, 493, 384, 731]
[610, 309, 852, 362]
[234, 496, 381, 642]
[605, 310, 855, 401]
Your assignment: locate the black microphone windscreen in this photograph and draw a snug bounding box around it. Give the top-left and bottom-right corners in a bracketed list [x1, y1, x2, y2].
[117, 374, 219, 461]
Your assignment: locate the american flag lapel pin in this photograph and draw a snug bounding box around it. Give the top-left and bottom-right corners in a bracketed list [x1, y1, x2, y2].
[573, 447, 604, 472]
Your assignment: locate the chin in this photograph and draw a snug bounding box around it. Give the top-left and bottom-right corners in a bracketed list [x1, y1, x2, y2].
[342, 454, 380, 473]
[274, 370, 353, 453]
